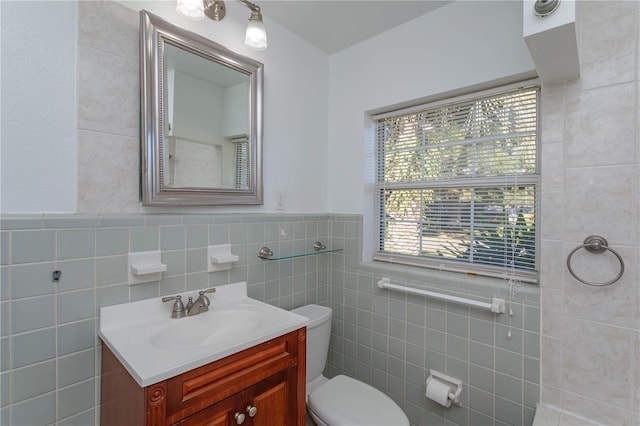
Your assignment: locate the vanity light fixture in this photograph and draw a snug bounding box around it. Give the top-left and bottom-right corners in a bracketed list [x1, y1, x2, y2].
[176, 0, 267, 50]
[176, 0, 204, 20]
[244, 6, 267, 50]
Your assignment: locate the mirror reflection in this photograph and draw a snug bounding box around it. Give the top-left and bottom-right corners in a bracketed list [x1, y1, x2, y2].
[163, 43, 250, 190]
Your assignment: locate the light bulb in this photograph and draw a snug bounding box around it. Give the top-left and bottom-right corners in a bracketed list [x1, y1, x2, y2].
[176, 0, 204, 20]
[244, 10, 267, 50]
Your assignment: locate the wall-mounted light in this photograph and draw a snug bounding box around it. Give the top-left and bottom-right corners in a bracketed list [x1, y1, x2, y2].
[176, 0, 204, 20]
[176, 0, 267, 50]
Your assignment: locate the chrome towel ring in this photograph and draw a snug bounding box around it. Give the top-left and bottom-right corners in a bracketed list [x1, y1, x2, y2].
[566, 235, 624, 286]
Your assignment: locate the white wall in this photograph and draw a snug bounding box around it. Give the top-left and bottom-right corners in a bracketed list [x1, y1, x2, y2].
[327, 0, 536, 215]
[1, 1, 78, 213]
[173, 71, 223, 143]
[1, 0, 534, 216]
[328, 1, 535, 259]
[118, 0, 332, 213]
[1, 0, 330, 214]
[223, 82, 249, 137]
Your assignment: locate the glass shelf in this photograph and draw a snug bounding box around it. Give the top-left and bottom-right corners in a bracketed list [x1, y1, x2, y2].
[258, 241, 342, 261]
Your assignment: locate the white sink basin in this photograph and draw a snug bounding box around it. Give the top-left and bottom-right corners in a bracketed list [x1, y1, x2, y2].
[148, 304, 269, 350]
[99, 282, 308, 387]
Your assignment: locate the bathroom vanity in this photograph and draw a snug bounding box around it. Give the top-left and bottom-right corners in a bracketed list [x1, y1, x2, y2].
[99, 282, 308, 426]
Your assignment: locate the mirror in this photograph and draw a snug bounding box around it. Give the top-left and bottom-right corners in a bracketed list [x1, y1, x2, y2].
[140, 10, 263, 205]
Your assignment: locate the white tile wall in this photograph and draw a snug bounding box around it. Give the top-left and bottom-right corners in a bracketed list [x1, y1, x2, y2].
[76, 1, 140, 214]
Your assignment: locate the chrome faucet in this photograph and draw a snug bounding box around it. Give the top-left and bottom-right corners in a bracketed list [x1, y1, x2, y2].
[162, 295, 186, 319]
[162, 288, 217, 318]
[186, 288, 217, 316]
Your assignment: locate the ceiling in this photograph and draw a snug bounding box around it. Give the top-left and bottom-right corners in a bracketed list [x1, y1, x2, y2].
[260, 0, 454, 54]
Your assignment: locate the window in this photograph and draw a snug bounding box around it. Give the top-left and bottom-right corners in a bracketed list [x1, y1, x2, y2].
[231, 136, 249, 189]
[374, 83, 539, 282]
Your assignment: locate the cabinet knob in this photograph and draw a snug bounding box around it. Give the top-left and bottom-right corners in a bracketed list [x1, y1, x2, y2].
[246, 405, 257, 417]
[234, 412, 246, 424]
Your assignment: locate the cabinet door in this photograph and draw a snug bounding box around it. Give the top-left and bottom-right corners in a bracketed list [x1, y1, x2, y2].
[247, 371, 290, 426]
[165, 331, 300, 423]
[179, 371, 293, 426]
[173, 393, 238, 426]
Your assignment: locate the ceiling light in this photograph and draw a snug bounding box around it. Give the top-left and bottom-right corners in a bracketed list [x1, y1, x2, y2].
[176, 0, 268, 50]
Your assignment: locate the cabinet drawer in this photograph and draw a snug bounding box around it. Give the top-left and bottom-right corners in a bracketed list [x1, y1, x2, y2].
[174, 370, 293, 426]
[165, 331, 300, 423]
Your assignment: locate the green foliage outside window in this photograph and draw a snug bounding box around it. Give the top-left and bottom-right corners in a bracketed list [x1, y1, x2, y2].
[377, 85, 539, 275]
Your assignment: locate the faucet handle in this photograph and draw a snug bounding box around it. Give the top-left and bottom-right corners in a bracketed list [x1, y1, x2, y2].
[162, 295, 186, 319]
[198, 288, 216, 306]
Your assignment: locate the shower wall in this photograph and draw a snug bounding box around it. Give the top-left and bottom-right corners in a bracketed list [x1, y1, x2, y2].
[538, 1, 640, 424]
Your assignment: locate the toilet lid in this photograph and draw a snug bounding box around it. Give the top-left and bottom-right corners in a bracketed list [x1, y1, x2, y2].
[307, 375, 409, 426]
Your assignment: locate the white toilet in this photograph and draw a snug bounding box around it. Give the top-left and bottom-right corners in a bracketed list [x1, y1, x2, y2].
[291, 304, 410, 426]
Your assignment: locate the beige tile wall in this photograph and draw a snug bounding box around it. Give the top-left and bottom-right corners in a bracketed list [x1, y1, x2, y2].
[538, 2, 640, 424]
[77, 1, 141, 213]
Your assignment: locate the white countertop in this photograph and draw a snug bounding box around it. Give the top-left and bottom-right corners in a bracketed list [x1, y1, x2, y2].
[99, 282, 309, 387]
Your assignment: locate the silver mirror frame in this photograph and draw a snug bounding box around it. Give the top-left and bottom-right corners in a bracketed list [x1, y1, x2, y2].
[140, 10, 263, 205]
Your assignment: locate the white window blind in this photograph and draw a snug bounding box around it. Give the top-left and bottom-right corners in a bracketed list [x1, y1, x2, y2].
[374, 83, 539, 282]
[232, 137, 249, 190]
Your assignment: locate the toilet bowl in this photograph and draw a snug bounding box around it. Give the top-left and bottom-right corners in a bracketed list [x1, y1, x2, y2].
[291, 304, 409, 426]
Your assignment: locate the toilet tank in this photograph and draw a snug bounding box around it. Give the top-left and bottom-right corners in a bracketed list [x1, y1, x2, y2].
[290, 304, 332, 383]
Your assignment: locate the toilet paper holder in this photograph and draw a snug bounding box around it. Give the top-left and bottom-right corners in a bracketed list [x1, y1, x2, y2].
[426, 370, 463, 407]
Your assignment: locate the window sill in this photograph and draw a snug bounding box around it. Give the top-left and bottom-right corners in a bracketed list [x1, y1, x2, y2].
[373, 252, 538, 284]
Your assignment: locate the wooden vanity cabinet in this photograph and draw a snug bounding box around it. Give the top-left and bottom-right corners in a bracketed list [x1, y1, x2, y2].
[100, 328, 306, 426]
[175, 370, 290, 426]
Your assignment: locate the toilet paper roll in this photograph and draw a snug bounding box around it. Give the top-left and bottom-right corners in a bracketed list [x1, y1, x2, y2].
[426, 378, 452, 407]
